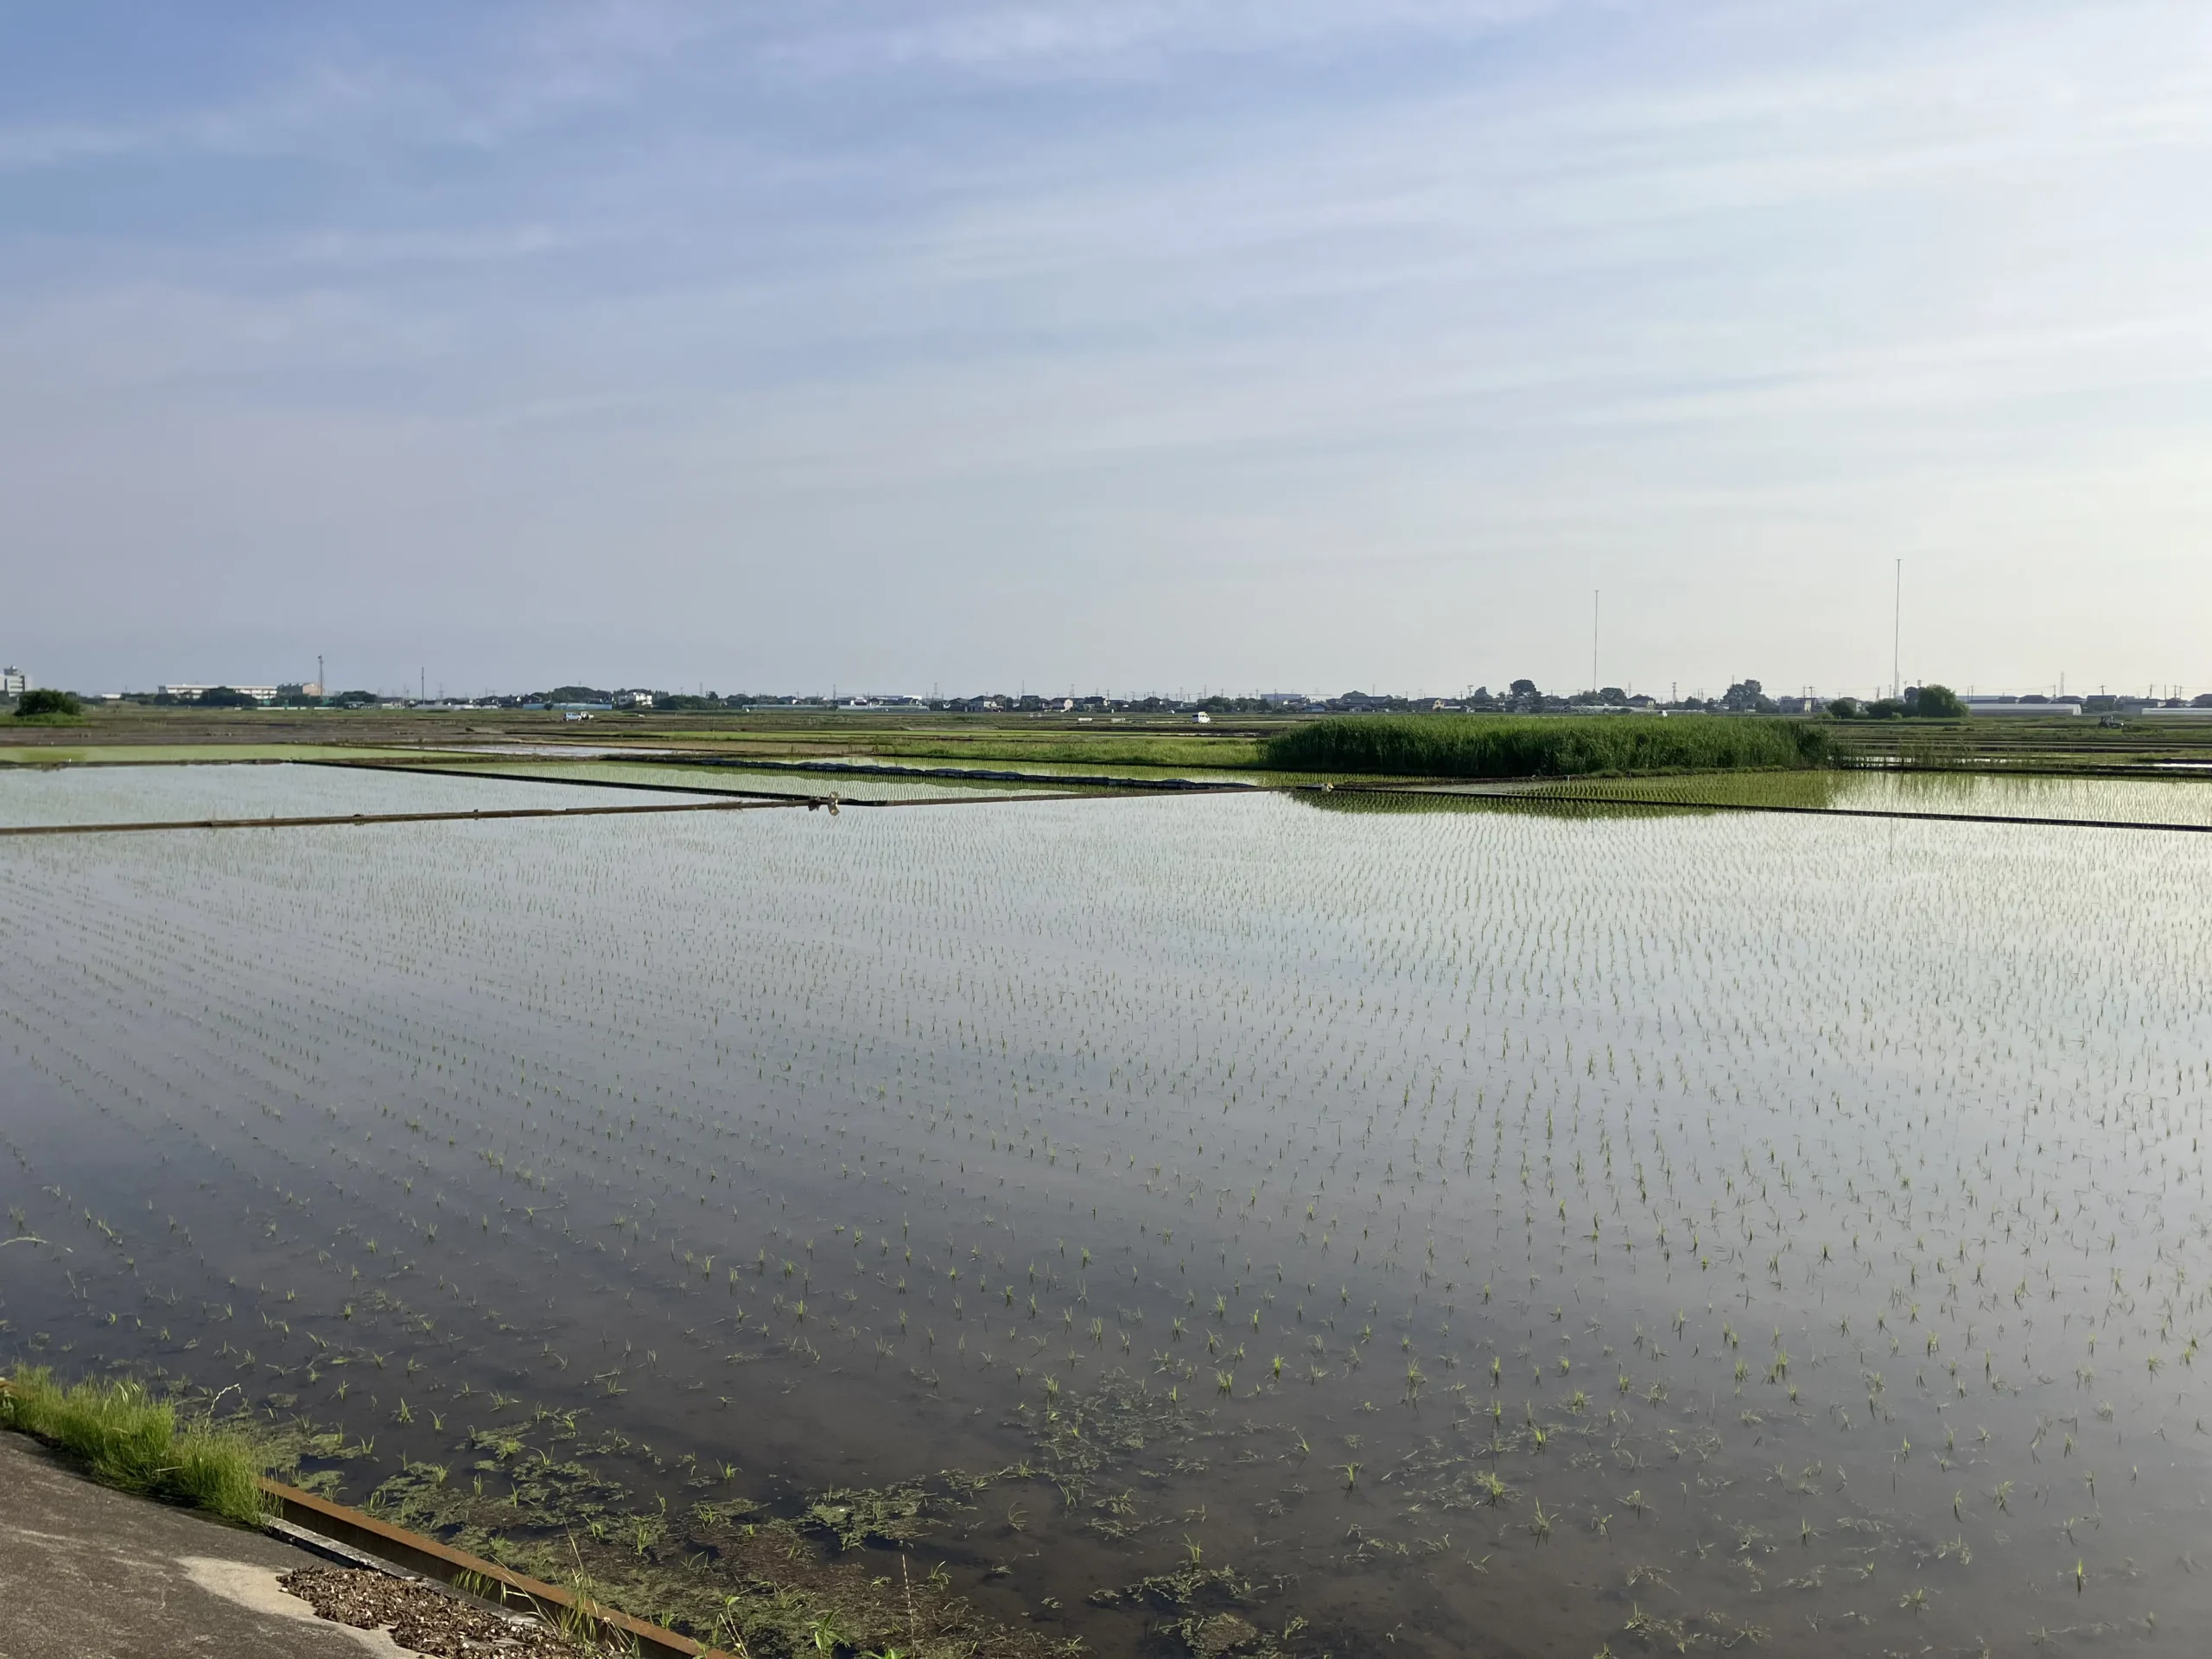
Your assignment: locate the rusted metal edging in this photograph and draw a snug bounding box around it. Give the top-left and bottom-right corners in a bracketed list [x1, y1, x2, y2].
[0, 1389, 729, 1659]
[258, 1476, 733, 1659]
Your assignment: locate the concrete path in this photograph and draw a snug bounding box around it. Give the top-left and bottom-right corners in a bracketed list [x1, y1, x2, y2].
[0, 1431, 406, 1659]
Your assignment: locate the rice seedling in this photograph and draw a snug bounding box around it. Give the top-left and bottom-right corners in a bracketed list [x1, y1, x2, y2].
[4, 760, 2211, 1654]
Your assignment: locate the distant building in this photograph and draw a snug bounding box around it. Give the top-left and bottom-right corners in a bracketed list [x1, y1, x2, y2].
[1961, 696, 2083, 717]
[1, 666, 27, 697]
[613, 690, 654, 708]
[159, 683, 278, 704]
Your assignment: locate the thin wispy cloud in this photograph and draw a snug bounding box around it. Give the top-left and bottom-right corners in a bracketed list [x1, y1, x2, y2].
[762, 0, 1563, 78]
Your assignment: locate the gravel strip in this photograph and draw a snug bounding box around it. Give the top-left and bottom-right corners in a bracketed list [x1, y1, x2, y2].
[278, 1566, 592, 1658]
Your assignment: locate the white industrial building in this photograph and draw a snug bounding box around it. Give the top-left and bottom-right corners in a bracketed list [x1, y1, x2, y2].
[159, 683, 279, 703]
[1, 666, 27, 697]
[1960, 696, 2082, 716]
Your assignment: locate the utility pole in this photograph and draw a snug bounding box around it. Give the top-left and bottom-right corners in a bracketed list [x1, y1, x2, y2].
[1891, 559, 1902, 700]
[1592, 589, 1599, 696]
[317, 654, 323, 696]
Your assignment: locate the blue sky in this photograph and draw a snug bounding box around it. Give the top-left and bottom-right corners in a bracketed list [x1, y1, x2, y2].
[4, 2, 2209, 698]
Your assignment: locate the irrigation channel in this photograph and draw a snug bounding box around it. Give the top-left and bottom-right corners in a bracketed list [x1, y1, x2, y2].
[6, 760, 2212, 1657]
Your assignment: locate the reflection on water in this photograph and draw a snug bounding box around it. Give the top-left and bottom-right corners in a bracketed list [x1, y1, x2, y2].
[0, 760, 725, 827]
[1526, 767, 2212, 826]
[1294, 789, 1669, 821]
[390, 759, 1077, 801]
[5, 769, 2212, 1656]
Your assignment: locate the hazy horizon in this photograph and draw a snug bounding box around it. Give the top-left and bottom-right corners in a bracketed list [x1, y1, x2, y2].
[6, 3, 2209, 698]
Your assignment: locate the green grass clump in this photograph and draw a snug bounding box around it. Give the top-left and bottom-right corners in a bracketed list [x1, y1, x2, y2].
[1261, 715, 1833, 779]
[0, 1367, 269, 1525]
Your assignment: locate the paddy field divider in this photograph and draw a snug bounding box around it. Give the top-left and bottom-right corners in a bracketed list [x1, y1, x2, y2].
[315, 754, 1263, 794]
[0, 778, 1257, 836]
[8, 760, 2201, 836]
[0, 796, 807, 836]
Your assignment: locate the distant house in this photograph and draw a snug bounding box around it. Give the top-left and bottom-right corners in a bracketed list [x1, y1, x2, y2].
[613, 690, 655, 708]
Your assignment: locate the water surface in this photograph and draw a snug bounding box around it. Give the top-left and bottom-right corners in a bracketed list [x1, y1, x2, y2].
[4, 769, 2209, 1656]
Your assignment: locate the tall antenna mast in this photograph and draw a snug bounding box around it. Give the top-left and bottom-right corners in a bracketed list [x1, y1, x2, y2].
[1892, 559, 1902, 700]
[1592, 588, 1599, 696]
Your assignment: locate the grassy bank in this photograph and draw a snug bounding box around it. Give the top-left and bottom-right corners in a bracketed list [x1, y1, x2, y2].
[635, 728, 1268, 770]
[1262, 714, 1834, 778]
[0, 1366, 268, 1524]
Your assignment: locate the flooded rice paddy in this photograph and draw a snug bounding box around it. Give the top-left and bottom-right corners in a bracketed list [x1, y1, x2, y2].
[1523, 769, 2212, 829]
[0, 760, 723, 827]
[391, 758, 1095, 801]
[4, 766, 2212, 1656]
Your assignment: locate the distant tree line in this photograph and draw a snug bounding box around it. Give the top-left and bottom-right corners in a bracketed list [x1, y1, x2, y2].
[12, 688, 80, 718]
[1829, 683, 1967, 720]
[1265, 714, 1835, 778]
